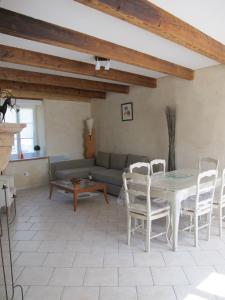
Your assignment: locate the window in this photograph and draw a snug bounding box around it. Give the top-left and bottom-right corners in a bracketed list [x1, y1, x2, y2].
[5, 100, 45, 158]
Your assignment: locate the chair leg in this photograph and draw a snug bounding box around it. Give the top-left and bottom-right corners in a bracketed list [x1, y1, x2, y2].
[219, 205, 223, 238]
[127, 215, 131, 246]
[194, 213, 199, 247]
[165, 214, 170, 242]
[142, 220, 145, 236]
[133, 219, 137, 235]
[145, 219, 151, 252]
[189, 215, 193, 232]
[207, 210, 212, 241]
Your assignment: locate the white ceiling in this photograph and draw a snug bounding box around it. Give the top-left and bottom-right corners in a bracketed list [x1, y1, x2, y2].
[0, 0, 224, 83]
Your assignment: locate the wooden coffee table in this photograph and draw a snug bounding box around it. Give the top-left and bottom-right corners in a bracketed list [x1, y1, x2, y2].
[49, 179, 109, 211]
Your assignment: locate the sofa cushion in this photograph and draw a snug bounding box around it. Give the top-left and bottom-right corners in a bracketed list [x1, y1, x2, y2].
[110, 153, 127, 170]
[96, 151, 110, 168]
[55, 166, 106, 180]
[126, 154, 149, 167]
[55, 168, 91, 180]
[92, 168, 123, 186]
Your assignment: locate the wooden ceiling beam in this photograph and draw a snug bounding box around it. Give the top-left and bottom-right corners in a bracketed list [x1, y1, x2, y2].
[0, 80, 106, 101]
[0, 8, 194, 80]
[75, 0, 225, 64]
[0, 44, 156, 88]
[0, 66, 129, 94]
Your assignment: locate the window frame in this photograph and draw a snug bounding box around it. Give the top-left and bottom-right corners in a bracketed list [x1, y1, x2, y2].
[7, 106, 37, 158]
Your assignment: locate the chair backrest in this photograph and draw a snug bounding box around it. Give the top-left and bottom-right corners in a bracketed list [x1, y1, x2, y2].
[196, 169, 218, 210]
[219, 168, 225, 203]
[150, 159, 166, 175]
[129, 162, 150, 175]
[122, 172, 151, 214]
[198, 157, 219, 172]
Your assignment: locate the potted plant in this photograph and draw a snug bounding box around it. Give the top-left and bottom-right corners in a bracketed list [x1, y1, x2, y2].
[34, 145, 41, 157]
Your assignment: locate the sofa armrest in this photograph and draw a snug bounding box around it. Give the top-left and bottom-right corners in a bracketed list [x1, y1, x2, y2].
[49, 158, 95, 180]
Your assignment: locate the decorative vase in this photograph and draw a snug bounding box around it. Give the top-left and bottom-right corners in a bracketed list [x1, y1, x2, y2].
[0, 123, 26, 172]
[85, 129, 96, 159]
[85, 118, 96, 159]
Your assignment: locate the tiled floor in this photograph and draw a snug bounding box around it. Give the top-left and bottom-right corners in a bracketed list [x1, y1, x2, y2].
[8, 186, 225, 299]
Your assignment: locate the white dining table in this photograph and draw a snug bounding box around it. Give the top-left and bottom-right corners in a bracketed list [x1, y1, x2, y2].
[151, 169, 220, 251]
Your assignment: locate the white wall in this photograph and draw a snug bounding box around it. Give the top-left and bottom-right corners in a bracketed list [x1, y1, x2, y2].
[92, 64, 225, 171]
[92, 87, 169, 161]
[6, 99, 91, 189]
[7, 158, 49, 190]
[44, 100, 91, 159]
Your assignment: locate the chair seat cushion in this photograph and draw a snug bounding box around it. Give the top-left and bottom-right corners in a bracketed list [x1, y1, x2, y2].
[130, 199, 170, 215]
[182, 192, 212, 211]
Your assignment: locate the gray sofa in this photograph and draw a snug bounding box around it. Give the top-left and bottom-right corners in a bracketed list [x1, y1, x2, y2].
[49, 152, 149, 196]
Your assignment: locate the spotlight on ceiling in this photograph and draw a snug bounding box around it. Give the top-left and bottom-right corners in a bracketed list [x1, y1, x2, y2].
[95, 56, 111, 71]
[95, 60, 101, 71]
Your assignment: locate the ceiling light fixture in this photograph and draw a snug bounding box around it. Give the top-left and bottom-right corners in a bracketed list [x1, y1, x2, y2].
[95, 60, 101, 71]
[95, 56, 111, 71]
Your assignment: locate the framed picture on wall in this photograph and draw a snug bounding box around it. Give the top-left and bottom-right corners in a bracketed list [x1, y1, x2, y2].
[121, 102, 133, 121]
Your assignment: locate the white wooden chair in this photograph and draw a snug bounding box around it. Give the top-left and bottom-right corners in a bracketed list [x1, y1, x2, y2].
[129, 162, 150, 228]
[129, 162, 150, 175]
[213, 168, 225, 238]
[123, 172, 170, 252]
[198, 157, 219, 172]
[181, 170, 217, 247]
[150, 159, 166, 175]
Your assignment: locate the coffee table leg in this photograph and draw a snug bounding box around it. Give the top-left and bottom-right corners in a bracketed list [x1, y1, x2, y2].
[49, 184, 53, 200]
[73, 190, 78, 211]
[103, 186, 109, 204]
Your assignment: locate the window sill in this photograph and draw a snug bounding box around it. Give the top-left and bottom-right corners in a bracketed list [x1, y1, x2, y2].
[10, 155, 48, 163]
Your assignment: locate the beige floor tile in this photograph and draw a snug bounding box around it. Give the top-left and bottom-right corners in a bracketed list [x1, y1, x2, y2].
[100, 287, 137, 300]
[91, 240, 119, 253]
[62, 287, 99, 300]
[214, 264, 225, 274]
[190, 250, 225, 266]
[11, 187, 225, 299]
[174, 285, 217, 300]
[151, 266, 188, 285]
[133, 252, 165, 267]
[119, 267, 153, 286]
[14, 241, 41, 252]
[13, 265, 25, 281]
[137, 286, 177, 300]
[104, 253, 134, 267]
[162, 251, 196, 266]
[16, 267, 54, 285]
[24, 286, 63, 300]
[13, 222, 33, 230]
[30, 222, 54, 231]
[183, 266, 215, 285]
[44, 252, 76, 267]
[13, 231, 36, 241]
[84, 268, 118, 286]
[15, 252, 47, 266]
[64, 240, 92, 253]
[33, 230, 62, 241]
[49, 268, 85, 286]
[38, 241, 66, 252]
[74, 253, 104, 267]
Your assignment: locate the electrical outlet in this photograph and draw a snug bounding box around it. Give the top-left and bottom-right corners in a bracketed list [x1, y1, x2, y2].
[24, 171, 29, 177]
